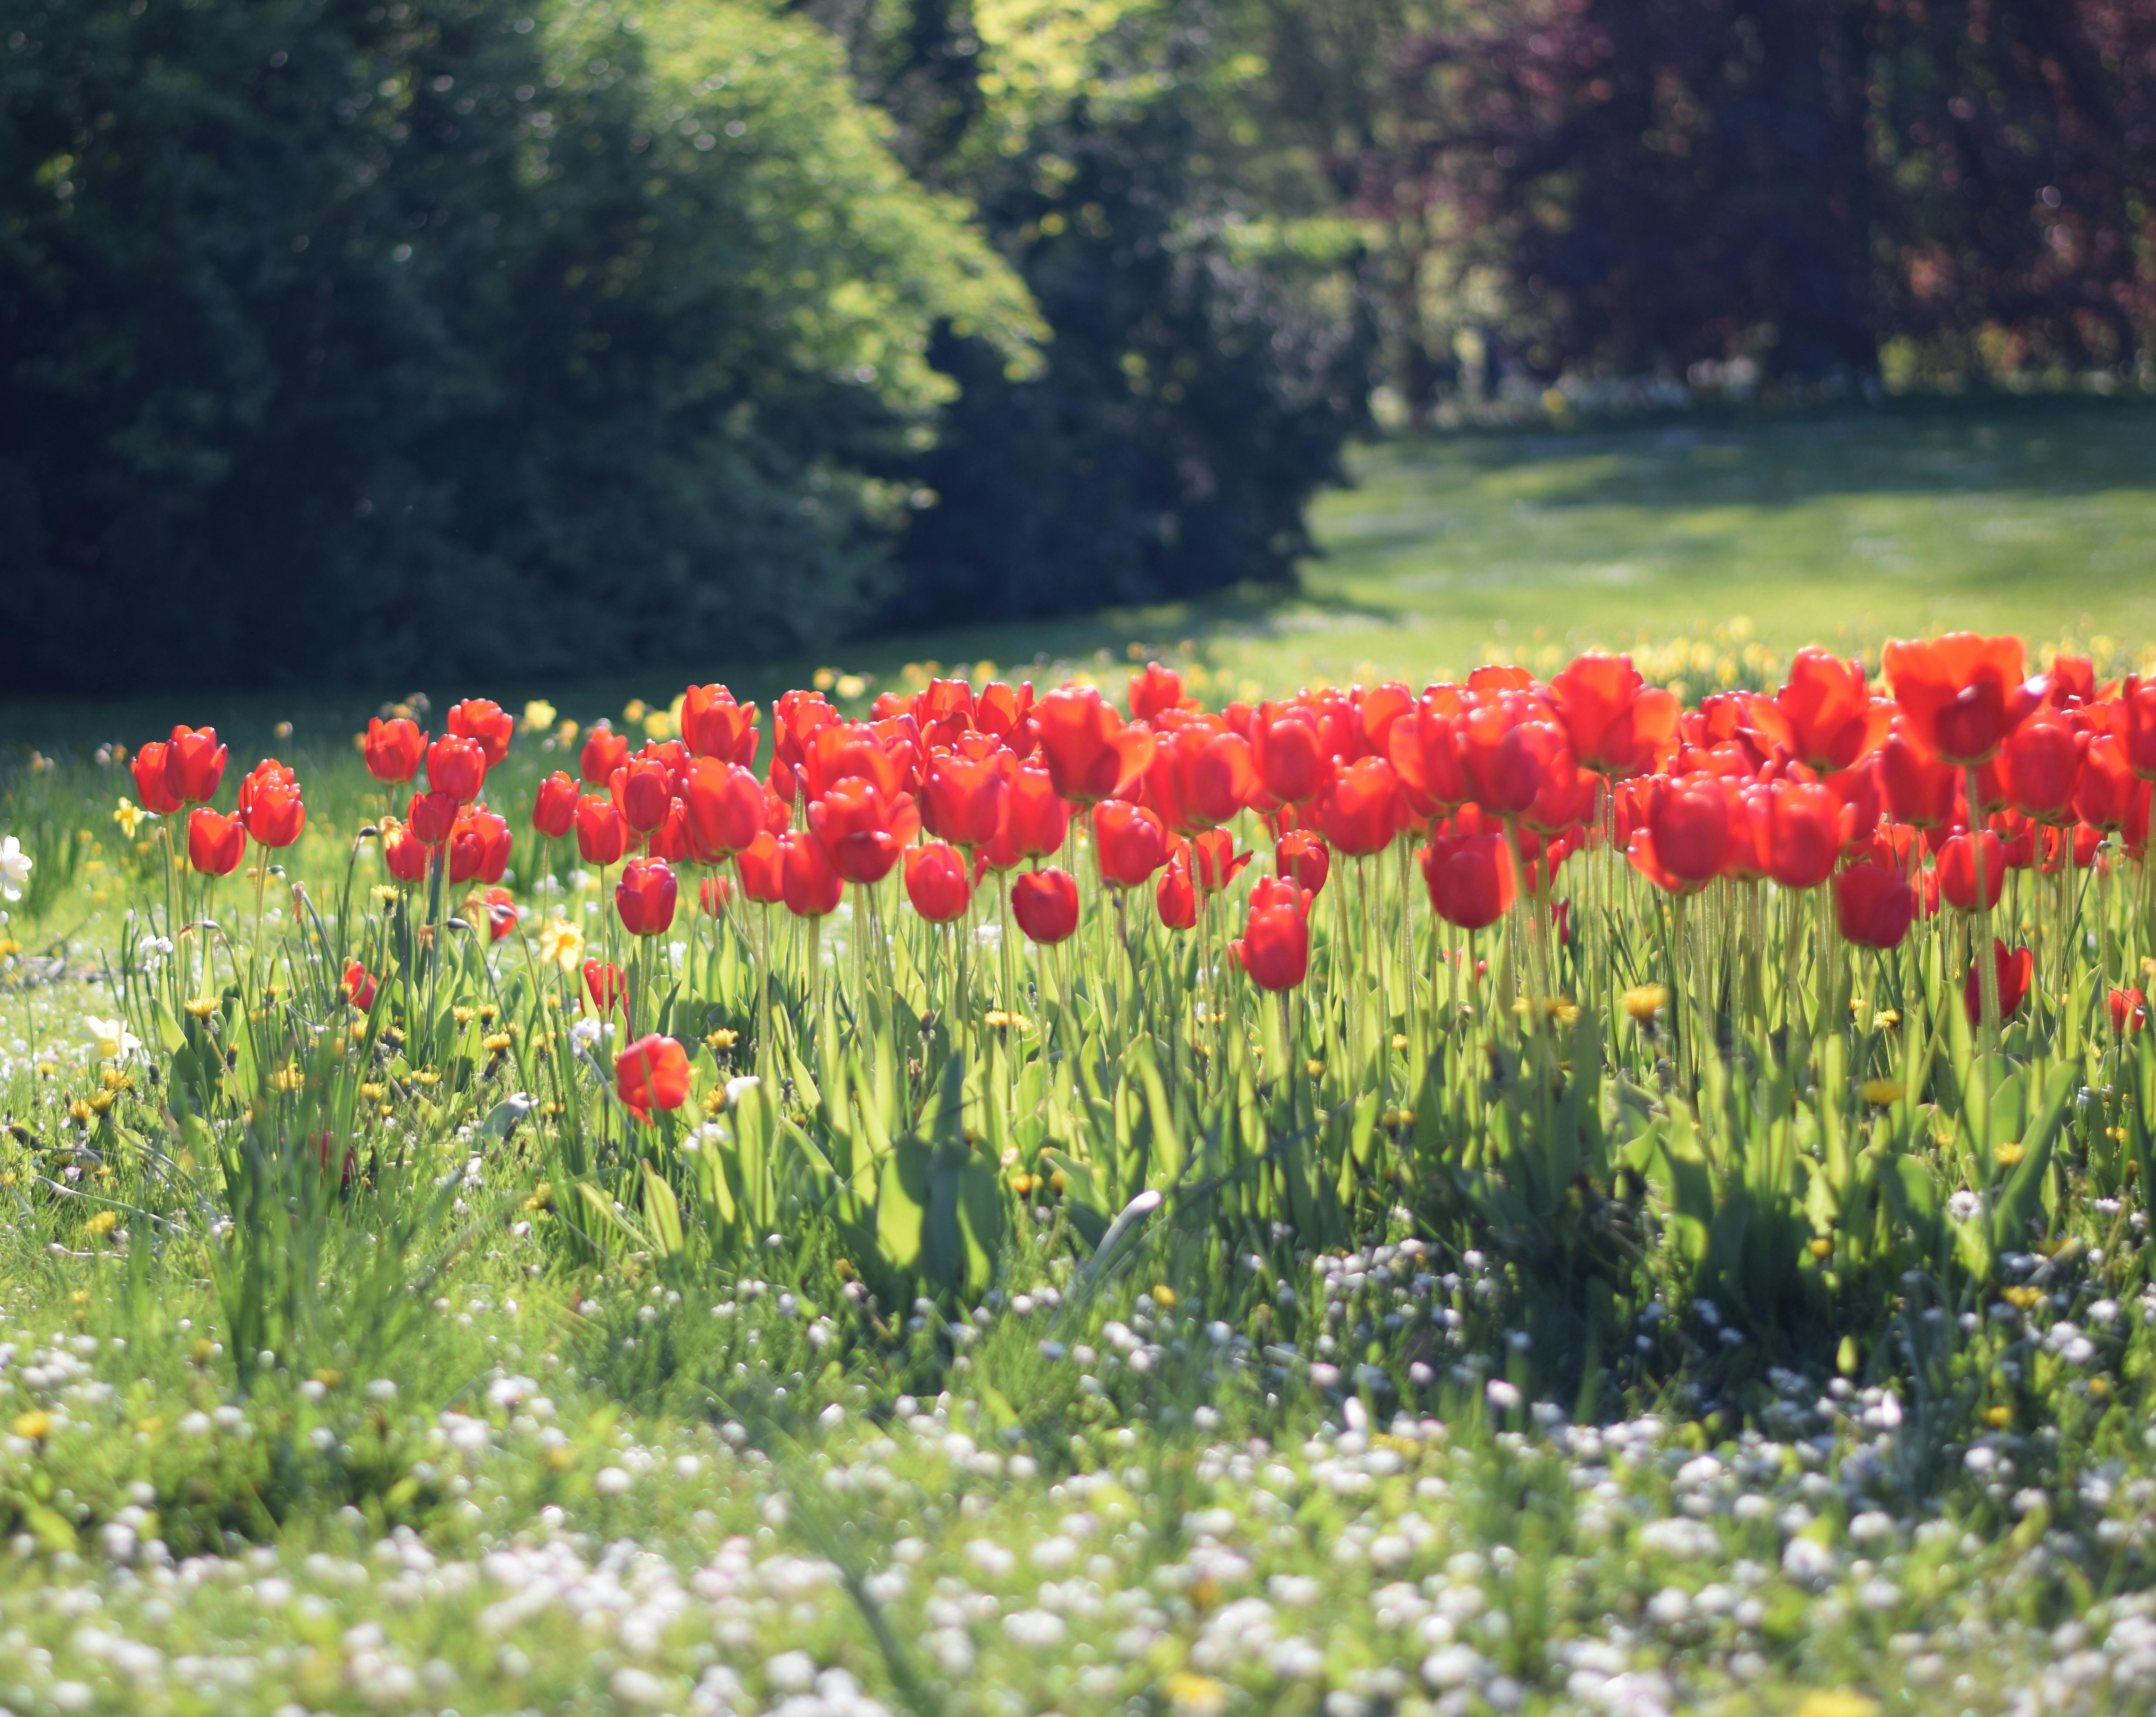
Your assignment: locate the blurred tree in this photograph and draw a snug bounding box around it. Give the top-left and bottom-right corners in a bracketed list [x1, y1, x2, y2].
[0, 0, 1037, 691]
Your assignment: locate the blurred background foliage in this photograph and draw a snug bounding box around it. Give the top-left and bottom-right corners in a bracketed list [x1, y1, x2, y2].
[5, 0, 2155, 692]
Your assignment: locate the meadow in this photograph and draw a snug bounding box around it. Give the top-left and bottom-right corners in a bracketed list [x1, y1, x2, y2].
[1, 405, 2155, 1717]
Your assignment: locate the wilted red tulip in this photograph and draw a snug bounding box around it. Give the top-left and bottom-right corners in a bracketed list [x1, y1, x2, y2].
[615, 1033, 691, 1122]
[904, 842, 973, 923]
[923, 751, 1010, 850]
[1232, 896, 1309, 992]
[1316, 757, 1401, 856]
[611, 756, 675, 835]
[1963, 939, 2033, 1027]
[364, 716, 427, 784]
[425, 734, 487, 804]
[447, 809, 511, 884]
[1251, 705, 1329, 805]
[1761, 778, 1839, 890]
[1937, 831, 2005, 912]
[165, 727, 228, 805]
[245, 778, 306, 849]
[1833, 863, 1915, 950]
[445, 698, 513, 767]
[584, 959, 626, 1015]
[808, 780, 918, 885]
[1884, 634, 2042, 766]
[341, 960, 377, 1010]
[581, 723, 630, 787]
[130, 743, 182, 815]
[616, 856, 678, 937]
[381, 819, 430, 882]
[681, 685, 760, 764]
[1998, 712, 2084, 824]
[407, 787, 459, 846]
[1549, 653, 1680, 779]
[1035, 687, 1152, 804]
[1275, 829, 1331, 896]
[1011, 868, 1080, 944]
[533, 771, 579, 838]
[2112, 987, 2149, 1035]
[1128, 661, 1190, 719]
[1092, 800, 1169, 887]
[1626, 775, 1731, 893]
[780, 831, 844, 917]
[1422, 833, 1517, 930]
[734, 831, 785, 904]
[1156, 851, 1197, 929]
[187, 807, 245, 876]
[575, 794, 629, 866]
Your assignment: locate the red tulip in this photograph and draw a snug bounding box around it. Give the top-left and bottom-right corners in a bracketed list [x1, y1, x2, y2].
[616, 1033, 691, 1122]
[808, 781, 918, 885]
[1748, 649, 1889, 773]
[1316, 757, 1402, 856]
[341, 960, 378, 1010]
[2045, 656, 2097, 709]
[1185, 828, 1250, 893]
[2121, 677, 2156, 781]
[584, 959, 627, 1015]
[533, 771, 579, 838]
[245, 779, 306, 849]
[1035, 687, 1152, 804]
[582, 723, 630, 787]
[1251, 705, 1329, 805]
[682, 685, 760, 764]
[1963, 938, 2034, 1027]
[403, 787, 456, 847]
[699, 874, 734, 916]
[1833, 863, 1915, 950]
[445, 698, 513, 767]
[2112, 987, 2149, 1035]
[164, 727, 228, 805]
[1883, 634, 2042, 766]
[1387, 693, 1472, 817]
[922, 751, 1011, 850]
[575, 794, 629, 866]
[1625, 775, 1731, 893]
[130, 743, 183, 815]
[1936, 831, 2005, 912]
[768, 691, 840, 803]
[1092, 800, 1169, 887]
[474, 886, 519, 941]
[1549, 653, 1680, 779]
[1145, 723, 1254, 835]
[1232, 898, 1309, 992]
[447, 809, 511, 884]
[1998, 713, 2085, 824]
[364, 716, 427, 784]
[382, 820, 430, 882]
[904, 842, 973, 923]
[1357, 682, 1417, 760]
[616, 856, 678, 937]
[1761, 778, 1839, 890]
[1877, 730, 1959, 828]
[982, 766, 1068, 871]
[1128, 661, 1190, 719]
[1422, 832, 1517, 930]
[1275, 830, 1331, 896]
[780, 831, 843, 918]
[1457, 703, 1565, 818]
[1156, 851, 1197, 929]
[607, 756, 672, 835]
[735, 831, 785, 904]
[680, 759, 767, 860]
[1011, 869, 1080, 944]
[187, 807, 245, 876]
[2076, 734, 2142, 831]
[425, 734, 487, 804]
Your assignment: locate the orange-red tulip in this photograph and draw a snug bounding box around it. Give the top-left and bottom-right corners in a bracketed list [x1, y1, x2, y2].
[1883, 633, 2042, 766]
[130, 743, 182, 815]
[187, 807, 245, 876]
[425, 733, 487, 804]
[1185, 828, 1250, 893]
[364, 716, 427, 784]
[808, 781, 918, 885]
[1011, 868, 1080, 944]
[780, 831, 844, 917]
[700, 874, 734, 916]
[584, 959, 627, 1015]
[2112, 987, 2149, 1035]
[533, 771, 579, 838]
[382, 819, 430, 882]
[1456, 703, 1564, 818]
[1746, 649, 1889, 773]
[575, 794, 629, 866]
[1877, 730, 1958, 828]
[1963, 939, 2033, 1026]
[616, 856, 678, 936]
[1387, 701, 1471, 816]
[474, 886, 519, 941]
[1092, 800, 1169, 887]
[682, 685, 760, 764]
[1760, 778, 1839, 890]
[615, 1033, 691, 1122]
[922, 751, 1011, 850]
[245, 779, 306, 849]
[2076, 734, 2142, 830]
[2121, 677, 2156, 781]
[1316, 758, 1401, 856]
[1998, 712, 2085, 824]
[447, 809, 511, 884]
[1549, 653, 1680, 779]
[735, 831, 785, 904]
[1232, 899, 1309, 992]
[165, 727, 228, 805]
[904, 842, 973, 923]
[1128, 662, 1190, 719]
[1625, 775, 1730, 893]
[407, 788, 459, 847]
[1275, 829, 1331, 896]
[1937, 831, 2004, 911]
[1035, 687, 1152, 804]
[1833, 863, 1915, 950]
[446, 698, 513, 767]
[582, 723, 630, 787]
[341, 960, 378, 1010]
[680, 759, 767, 860]
[1422, 833, 1516, 930]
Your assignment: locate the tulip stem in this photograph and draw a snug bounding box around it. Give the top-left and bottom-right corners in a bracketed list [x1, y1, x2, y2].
[1965, 766, 2002, 1056]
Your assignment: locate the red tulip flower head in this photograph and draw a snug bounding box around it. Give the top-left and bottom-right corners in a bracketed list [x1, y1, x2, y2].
[364, 717, 427, 784]
[1549, 653, 1680, 779]
[1422, 832, 1517, 930]
[1626, 775, 1731, 893]
[1092, 800, 1169, 887]
[1316, 757, 1402, 856]
[808, 780, 918, 885]
[615, 1034, 691, 1123]
[584, 959, 626, 1015]
[1251, 705, 1329, 806]
[187, 807, 245, 876]
[473, 886, 519, 941]
[1034, 687, 1152, 804]
[581, 723, 630, 787]
[1185, 828, 1251, 894]
[680, 759, 767, 860]
[779, 831, 844, 918]
[1937, 831, 2005, 912]
[981, 766, 1069, 870]
[1963, 939, 2034, 1027]
[1275, 830, 1331, 897]
[1761, 778, 1839, 891]
[245, 778, 306, 850]
[533, 771, 579, 838]
[2119, 676, 2156, 781]
[445, 698, 513, 767]
[341, 960, 378, 1011]
[616, 855, 678, 936]
[1233, 894, 1310, 993]
[129, 743, 183, 816]
[682, 685, 761, 764]
[904, 842, 973, 923]
[734, 831, 786, 904]
[1011, 868, 1080, 944]
[923, 751, 1011, 850]
[1156, 851, 1197, 930]
[425, 733, 487, 804]
[1833, 863, 1915, 950]
[611, 756, 676, 835]
[1128, 661, 1190, 719]
[165, 727, 228, 805]
[1750, 649, 1889, 773]
[402, 787, 456, 847]
[2108, 987, 2147, 1036]
[1883, 633, 2043, 766]
[447, 810, 511, 884]
[381, 819, 430, 882]
[575, 794, 629, 867]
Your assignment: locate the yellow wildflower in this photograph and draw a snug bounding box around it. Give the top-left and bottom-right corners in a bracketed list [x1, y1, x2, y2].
[1794, 1693, 1881, 1717]
[84, 1209, 117, 1241]
[1623, 983, 1667, 1022]
[1993, 1141, 2025, 1169]
[112, 796, 149, 837]
[12, 1410, 52, 1442]
[1859, 1078, 1902, 1107]
[537, 919, 585, 972]
[521, 699, 558, 734]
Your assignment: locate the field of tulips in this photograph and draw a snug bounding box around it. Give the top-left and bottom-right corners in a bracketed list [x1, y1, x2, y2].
[4, 631, 2156, 1715]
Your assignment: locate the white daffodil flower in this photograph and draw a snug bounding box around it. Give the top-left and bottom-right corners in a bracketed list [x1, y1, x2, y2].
[0, 835, 31, 902]
[83, 1014, 141, 1062]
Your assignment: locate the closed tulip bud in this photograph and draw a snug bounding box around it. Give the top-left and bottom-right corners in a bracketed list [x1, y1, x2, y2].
[681, 685, 760, 764]
[1251, 707, 1328, 805]
[575, 794, 629, 867]
[734, 831, 786, 904]
[1011, 868, 1081, 944]
[407, 788, 460, 847]
[1761, 778, 1839, 890]
[245, 779, 307, 849]
[582, 723, 630, 787]
[616, 1033, 692, 1123]
[1877, 730, 1958, 828]
[1156, 851, 1197, 930]
[2121, 676, 2156, 781]
[187, 807, 245, 876]
[1421, 833, 1517, 930]
[1626, 774, 1731, 893]
[1233, 902, 1309, 992]
[904, 842, 973, 923]
[533, 771, 579, 838]
[780, 831, 844, 918]
[2112, 986, 2149, 1035]
[2076, 735, 2141, 831]
[611, 756, 675, 835]
[445, 698, 513, 767]
[341, 960, 377, 1011]
[364, 717, 427, 784]
[165, 726, 228, 805]
[1937, 830, 2005, 911]
[1092, 799, 1169, 887]
[1833, 863, 1915, 950]
[583, 958, 626, 1015]
[1963, 938, 2034, 1026]
[682, 759, 768, 858]
[1999, 712, 2085, 824]
[1275, 829, 1331, 896]
[448, 809, 511, 884]
[130, 742, 183, 815]
[983, 767, 1068, 870]
[616, 856, 678, 937]
[425, 733, 487, 804]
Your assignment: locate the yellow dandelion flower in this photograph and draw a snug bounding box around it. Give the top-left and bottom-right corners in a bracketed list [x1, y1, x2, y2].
[84, 1209, 118, 1241]
[1860, 1078, 1903, 1107]
[1623, 983, 1667, 1022]
[12, 1410, 53, 1442]
[1993, 1141, 2025, 1169]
